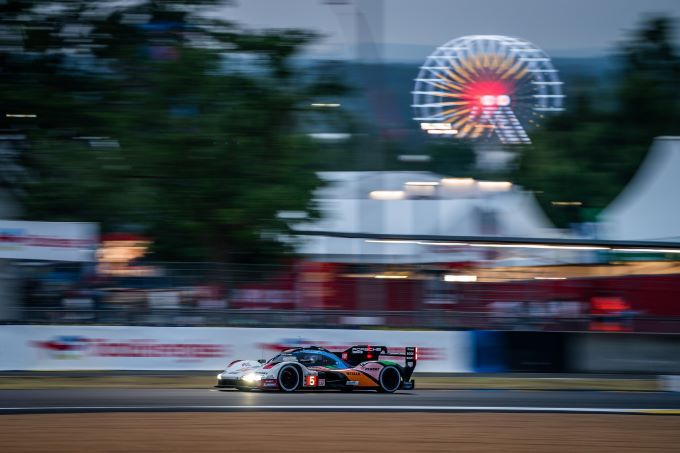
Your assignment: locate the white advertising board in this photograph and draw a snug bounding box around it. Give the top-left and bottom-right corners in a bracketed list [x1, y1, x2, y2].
[0, 220, 98, 262]
[0, 325, 472, 372]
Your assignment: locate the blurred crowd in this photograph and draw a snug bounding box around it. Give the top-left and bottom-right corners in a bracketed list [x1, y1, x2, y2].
[14, 261, 669, 333]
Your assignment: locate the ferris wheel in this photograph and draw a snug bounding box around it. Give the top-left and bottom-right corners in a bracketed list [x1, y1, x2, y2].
[412, 35, 564, 144]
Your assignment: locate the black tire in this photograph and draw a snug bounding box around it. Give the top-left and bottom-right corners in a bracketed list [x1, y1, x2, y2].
[377, 365, 402, 393]
[278, 364, 301, 392]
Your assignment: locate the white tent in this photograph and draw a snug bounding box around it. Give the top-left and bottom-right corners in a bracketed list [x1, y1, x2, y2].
[600, 137, 680, 241]
[293, 171, 558, 263]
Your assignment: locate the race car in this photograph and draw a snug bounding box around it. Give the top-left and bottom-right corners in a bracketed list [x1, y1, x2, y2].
[215, 345, 417, 393]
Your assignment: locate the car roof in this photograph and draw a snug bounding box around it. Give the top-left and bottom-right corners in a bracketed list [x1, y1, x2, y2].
[275, 347, 351, 366]
[281, 346, 332, 354]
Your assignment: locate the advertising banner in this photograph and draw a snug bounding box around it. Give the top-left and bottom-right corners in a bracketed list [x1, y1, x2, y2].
[0, 220, 98, 262]
[0, 325, 472, 372]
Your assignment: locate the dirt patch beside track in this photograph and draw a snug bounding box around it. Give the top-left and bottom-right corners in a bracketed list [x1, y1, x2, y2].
[1, 413, 679, 452]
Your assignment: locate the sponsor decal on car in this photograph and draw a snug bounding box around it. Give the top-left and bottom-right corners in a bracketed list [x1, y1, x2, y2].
[262, 379, 278, 387]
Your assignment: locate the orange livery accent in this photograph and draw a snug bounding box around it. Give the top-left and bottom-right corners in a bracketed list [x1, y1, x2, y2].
[338, 369, 379, 387]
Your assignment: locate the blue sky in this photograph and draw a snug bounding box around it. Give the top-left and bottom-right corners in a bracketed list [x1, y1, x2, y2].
[216, 0, 680, 61]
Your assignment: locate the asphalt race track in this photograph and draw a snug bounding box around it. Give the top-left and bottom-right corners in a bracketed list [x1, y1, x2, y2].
[2, 388, 680, 415]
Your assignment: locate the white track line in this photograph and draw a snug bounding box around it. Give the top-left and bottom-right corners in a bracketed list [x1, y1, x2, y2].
[0, 406, 679, 414]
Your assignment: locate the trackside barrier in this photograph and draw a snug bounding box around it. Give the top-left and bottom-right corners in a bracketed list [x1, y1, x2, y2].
[3, 325, 680, 374]
[472, 331, 567, 373]
[660, 376, 680, 392]
[0, 325, 472, 372]
[474, 331, 680, 374]
[472, 330, 506, 372]
[569, 332, 680, 373]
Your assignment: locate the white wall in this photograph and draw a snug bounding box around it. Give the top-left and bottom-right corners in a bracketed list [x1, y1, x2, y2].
[0, 325, 472, 372]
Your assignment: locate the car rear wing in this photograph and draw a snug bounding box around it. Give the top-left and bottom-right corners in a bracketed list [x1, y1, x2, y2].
[336, 345, 418, 380]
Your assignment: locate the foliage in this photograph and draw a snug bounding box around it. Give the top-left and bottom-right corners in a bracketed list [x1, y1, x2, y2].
[514, 16, 680, 227]
[0, 1, 346, 263]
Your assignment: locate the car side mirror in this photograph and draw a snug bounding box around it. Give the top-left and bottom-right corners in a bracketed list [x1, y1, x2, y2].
[258, 359, 266, 364]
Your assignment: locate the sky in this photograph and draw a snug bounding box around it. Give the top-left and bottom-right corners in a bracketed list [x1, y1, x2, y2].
[215, 0, 680, 61]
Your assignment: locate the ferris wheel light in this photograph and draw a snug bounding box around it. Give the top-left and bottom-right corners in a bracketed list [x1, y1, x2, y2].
[479, 95, 511, 107]
[421, 122, 452, 130]
[427, 129, 458, 135]
[480, 95, 496, 106]
[496, 95, 511, 106]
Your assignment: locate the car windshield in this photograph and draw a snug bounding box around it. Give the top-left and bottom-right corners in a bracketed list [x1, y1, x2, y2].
[266, 352, 296, 364]
[296, 352, 325, 366]
[269, 350, 349, 368]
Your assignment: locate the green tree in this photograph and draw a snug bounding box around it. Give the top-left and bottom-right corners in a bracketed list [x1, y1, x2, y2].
[2, 1, 346, 263]
[514, 16, 680, 227]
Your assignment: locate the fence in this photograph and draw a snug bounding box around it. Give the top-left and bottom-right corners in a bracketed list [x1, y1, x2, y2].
[11, 308, 680, 334]
[12, 260, 680, 333]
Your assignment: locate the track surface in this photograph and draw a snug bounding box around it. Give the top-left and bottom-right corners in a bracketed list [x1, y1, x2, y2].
[2, 388, 680, 414]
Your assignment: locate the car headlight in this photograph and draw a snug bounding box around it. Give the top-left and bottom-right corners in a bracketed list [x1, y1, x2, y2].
[242, 373, 262, 383]
[217, 373, 223, 380]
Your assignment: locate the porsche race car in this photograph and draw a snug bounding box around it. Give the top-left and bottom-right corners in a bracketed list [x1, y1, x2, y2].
[215, 345, 417, 393]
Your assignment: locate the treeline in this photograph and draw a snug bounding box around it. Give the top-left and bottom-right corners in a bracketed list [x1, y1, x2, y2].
[0, 1, 346, 263]
[514, 16, 680, 227]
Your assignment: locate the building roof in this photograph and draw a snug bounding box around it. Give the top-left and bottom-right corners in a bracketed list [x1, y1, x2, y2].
[295, 171, 557, 263]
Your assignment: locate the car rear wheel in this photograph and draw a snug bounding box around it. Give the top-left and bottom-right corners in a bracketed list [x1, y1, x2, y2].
[377, 365, 402, 393]
[278, 364, 301, 392]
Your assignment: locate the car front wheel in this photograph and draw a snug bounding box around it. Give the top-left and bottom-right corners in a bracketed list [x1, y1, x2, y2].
[278, 364, 301, 392]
